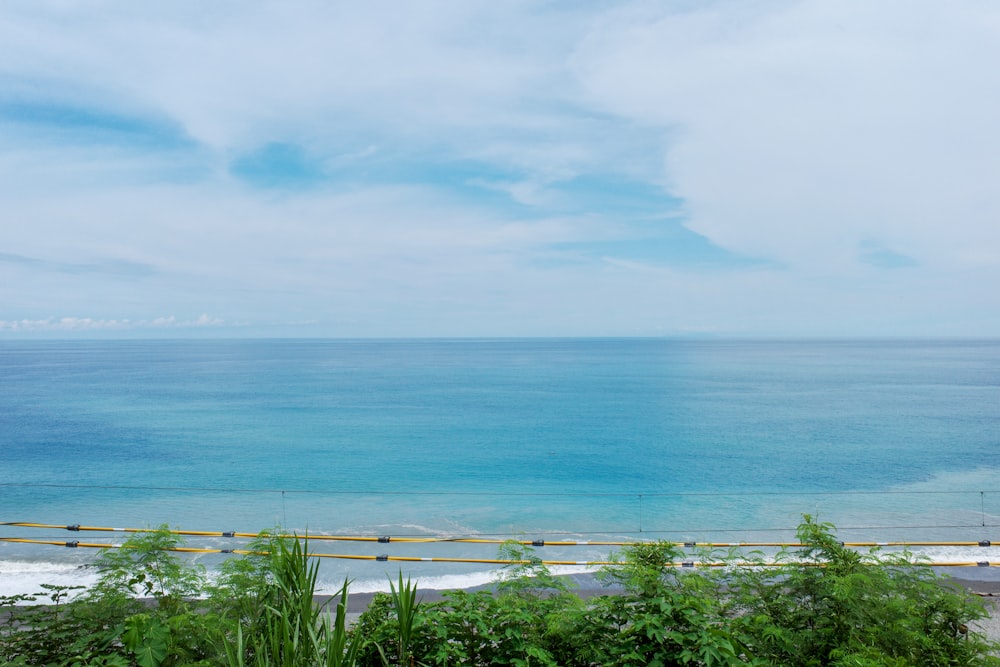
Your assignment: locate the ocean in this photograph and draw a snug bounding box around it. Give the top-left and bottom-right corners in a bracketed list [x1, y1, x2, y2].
[2, 338, 999, 597]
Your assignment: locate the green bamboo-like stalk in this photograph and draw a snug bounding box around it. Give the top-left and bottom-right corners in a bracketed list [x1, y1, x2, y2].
[225, 536, 364, 667]
[389, 573, 419, 667]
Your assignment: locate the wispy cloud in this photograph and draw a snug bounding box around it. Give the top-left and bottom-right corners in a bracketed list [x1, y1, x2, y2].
[0, 99, 194, 150]
[0, 251, 155, 278]
[858, 240, 917, 269]
[0, 314, 226, 332]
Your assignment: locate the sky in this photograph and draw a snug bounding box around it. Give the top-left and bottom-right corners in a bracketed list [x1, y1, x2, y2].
[1, 0, 998, 338]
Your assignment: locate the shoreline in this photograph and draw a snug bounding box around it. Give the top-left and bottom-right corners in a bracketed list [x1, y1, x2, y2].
[6, 563, 1000, 605]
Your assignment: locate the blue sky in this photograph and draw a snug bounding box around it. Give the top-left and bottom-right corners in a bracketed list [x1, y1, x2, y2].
[1, 0, 998, 337]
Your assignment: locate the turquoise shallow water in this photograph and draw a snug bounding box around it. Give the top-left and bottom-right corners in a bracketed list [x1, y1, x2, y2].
[2, 338, 999, 593]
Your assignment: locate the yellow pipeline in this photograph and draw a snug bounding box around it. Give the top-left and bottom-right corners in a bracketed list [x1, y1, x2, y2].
[3, 522, 996, 549]
[1, 537, 995, 569]
[0, 523, 630, 545]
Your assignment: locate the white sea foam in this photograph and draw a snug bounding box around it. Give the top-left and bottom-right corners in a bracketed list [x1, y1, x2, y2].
[4, 543, 998, 604]
[336, 570, 498, 595]
[322, 564, 600, 595]
[0, 559, 100, 601]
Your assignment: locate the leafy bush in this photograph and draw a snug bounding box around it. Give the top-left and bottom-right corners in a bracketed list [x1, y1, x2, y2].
[4, 518, 998, 666]
[728, 515, 998, 666]
[556, 541, 746, 666]
[353, 541, 580, 667]
[0, 584, 113, 666]
[2, 528, 223, 666]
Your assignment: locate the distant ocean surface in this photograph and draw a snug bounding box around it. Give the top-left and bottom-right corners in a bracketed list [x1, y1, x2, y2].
[2, 338, 999, 596]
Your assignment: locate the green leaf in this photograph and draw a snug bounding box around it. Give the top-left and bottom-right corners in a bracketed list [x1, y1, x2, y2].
[121, 614, 170, 667]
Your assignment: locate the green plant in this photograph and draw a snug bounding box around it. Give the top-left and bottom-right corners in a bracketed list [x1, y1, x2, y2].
[391, 543, 580, 667]
[6, 518, 998, 666]
[209, 527, 289, 653]
[381, 573, 420, 667]
[88, 525, 205, 614]
[0, 584, 126, 667]
[360, 574, 421, 667]
[77, 526, 228, 666]
[494, 540, 571, 598]
[224, 535, 364, 667]
[121, 613, 170, 667]
[728, 515, 999, 666]
[63, 652, 131, 666]
[351, 593, 394, 667]
[356, 575, 425, 667]
[415, 589, 560, 667]
[562, 540, 745, 666]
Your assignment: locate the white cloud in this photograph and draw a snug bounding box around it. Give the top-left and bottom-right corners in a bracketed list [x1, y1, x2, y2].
[571, 0, 1000, 272]
[0, 0, 997, 336]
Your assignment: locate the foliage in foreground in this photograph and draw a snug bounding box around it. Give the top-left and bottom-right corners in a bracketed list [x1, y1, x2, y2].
[2, 517, 998, 666]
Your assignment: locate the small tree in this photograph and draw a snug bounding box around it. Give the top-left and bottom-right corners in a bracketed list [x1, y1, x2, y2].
[88, 525, 204, 614]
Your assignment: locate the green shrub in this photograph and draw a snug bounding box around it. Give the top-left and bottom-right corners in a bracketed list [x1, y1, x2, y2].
[2, 528, 226, 666]
[353, 542, 580, 667]
[728, 515, 999, 666]
[557, 541, 746, 666]
[5, 518, 999, 666]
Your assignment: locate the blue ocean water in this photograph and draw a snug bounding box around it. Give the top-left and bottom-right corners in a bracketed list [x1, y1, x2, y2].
[2, 338, 999, 594]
